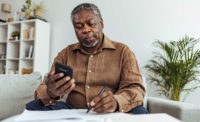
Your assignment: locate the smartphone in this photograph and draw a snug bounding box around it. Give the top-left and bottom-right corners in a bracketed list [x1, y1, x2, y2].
[55, 62, 73, 82]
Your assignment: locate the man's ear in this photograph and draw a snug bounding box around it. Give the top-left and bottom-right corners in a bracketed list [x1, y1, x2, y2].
[100, 18, 104, 29]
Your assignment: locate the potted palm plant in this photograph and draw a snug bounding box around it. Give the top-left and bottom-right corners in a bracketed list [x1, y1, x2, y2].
[145, 36, 200, 101]
[33, 2, 45, 17]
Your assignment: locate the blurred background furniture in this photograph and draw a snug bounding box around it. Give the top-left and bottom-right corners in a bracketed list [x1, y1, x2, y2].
[0, 19, 50, 75]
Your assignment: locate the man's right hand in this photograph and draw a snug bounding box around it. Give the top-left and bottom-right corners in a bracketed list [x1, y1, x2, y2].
[45, 72, 75, 99]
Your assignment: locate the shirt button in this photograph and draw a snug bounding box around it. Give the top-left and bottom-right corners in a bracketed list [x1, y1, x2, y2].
[121, 109, 124, 112]
[88, 70, 92, 73]
[90, 55, 93, 58]
[49, 100, 52, 104]
[87, 85, 90, 89]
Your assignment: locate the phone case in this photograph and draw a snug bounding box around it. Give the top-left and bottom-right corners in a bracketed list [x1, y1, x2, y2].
[55, 62, 73, 81]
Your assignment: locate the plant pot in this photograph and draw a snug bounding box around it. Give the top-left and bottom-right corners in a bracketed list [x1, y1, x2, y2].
[25, 14, 30, 20]
[34, 10, 42, 16]
[14, 36, 19, 40]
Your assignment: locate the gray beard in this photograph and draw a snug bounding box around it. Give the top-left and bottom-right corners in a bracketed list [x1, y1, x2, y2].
[82, 40, 99, 48]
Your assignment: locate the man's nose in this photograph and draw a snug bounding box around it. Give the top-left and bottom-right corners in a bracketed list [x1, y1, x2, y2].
[83, 25, 90, 33]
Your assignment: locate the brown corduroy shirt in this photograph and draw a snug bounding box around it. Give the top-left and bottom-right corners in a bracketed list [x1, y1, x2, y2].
[35, 35, 145, 112]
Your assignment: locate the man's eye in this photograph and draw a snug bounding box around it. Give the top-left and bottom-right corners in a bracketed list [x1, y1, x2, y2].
[75, 26, 82, 30]
[88, 23, 94, 27]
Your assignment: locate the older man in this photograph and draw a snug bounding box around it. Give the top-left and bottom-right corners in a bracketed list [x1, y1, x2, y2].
[26, 3, 147, 114]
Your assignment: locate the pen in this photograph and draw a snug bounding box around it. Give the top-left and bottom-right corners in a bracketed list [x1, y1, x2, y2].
[86, 86, 107, 113]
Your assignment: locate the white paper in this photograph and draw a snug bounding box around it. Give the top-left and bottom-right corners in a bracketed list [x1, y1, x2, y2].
[14, 109, 181, 122]
[15, 109, 107, 122]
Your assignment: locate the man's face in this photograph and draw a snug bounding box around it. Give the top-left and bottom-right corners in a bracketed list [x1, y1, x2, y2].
[72, 10, 104, 48]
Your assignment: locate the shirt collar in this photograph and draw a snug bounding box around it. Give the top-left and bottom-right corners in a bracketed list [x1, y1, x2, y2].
[102, 35, 116, 49]
[72, 34, 116, 51]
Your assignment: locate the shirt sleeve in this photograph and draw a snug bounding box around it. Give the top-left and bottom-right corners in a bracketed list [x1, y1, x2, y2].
[34, 49, 67, 106]
[114, 46, 146, 112]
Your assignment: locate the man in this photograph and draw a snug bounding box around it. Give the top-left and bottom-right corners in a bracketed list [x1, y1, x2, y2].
[26, 3, 147, 114]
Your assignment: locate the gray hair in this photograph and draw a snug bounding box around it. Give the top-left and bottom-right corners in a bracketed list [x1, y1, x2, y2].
[71, 3, 102, 22]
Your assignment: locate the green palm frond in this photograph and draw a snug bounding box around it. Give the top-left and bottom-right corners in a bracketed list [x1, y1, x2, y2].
[145, 35, 200, 101]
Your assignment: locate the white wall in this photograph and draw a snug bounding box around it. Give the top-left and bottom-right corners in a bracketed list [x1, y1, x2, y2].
[1, 0, 200, 105]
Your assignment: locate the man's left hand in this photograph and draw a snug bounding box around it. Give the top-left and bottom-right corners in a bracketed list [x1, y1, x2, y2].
[90, 91, 118, 113]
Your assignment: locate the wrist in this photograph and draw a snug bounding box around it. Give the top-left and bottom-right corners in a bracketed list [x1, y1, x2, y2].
[47, 88, 59, 100]
[50, 96, 61, 100]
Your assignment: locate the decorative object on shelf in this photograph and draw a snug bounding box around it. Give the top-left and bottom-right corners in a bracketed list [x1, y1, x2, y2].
[11, 31, 20, 40]
[18, 8, 26, 21]
[3, 65, 6, 74]
[13, 11, 18, 21]
[23, 29, 30, 40]
[8, 69, 17, 74]
[1, 3, 11, 21]
[23, 27, 35, 40]
[1, 3, 11, 12]
[0, 52, 6, 59]
[0, 64, 6, 74]
[23, 0, 32, 19]
[145, 35, 200, 101]
[7, 18, 14, 22]
[30, 27, 35, 40]
[33, 1, 46, 17]
[21, 68, 33, 74]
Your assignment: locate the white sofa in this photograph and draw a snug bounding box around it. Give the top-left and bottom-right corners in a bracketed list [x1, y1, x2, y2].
[0, 72, 42, 120]
[147, 97, 200, 122]
[1, 72, 200, 122]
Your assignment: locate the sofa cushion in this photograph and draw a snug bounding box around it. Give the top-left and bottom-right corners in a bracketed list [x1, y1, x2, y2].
[0, 72, 42, 120]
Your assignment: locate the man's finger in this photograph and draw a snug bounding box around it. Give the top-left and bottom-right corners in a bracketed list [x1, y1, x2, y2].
[55, 76, 71, 89]
[47, 71, 55, 78]
[93, 95, 113, 112]
[95, 100, 113, 113]
[50, 71, 55, 75]
[56, 79, 75, 94]
[91, 92, 109, 106]
[62, 82, 76, 96]
[94, 95, 112, 109]
[46, 73, 64, 84]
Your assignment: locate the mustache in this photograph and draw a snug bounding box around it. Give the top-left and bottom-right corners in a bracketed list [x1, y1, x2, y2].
[82, 34, 97, 40]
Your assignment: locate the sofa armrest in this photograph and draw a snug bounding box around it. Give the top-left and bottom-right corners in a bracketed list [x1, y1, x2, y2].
[0, 72, 42, 120]
[147, 96, 200, 122]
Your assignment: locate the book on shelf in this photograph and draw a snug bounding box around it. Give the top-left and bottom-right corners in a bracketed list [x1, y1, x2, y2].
[30, 27, 35, 40]
[23, 29, 30, 40]
[27, 45, 34, 58]
[23, 27, 35, 40]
